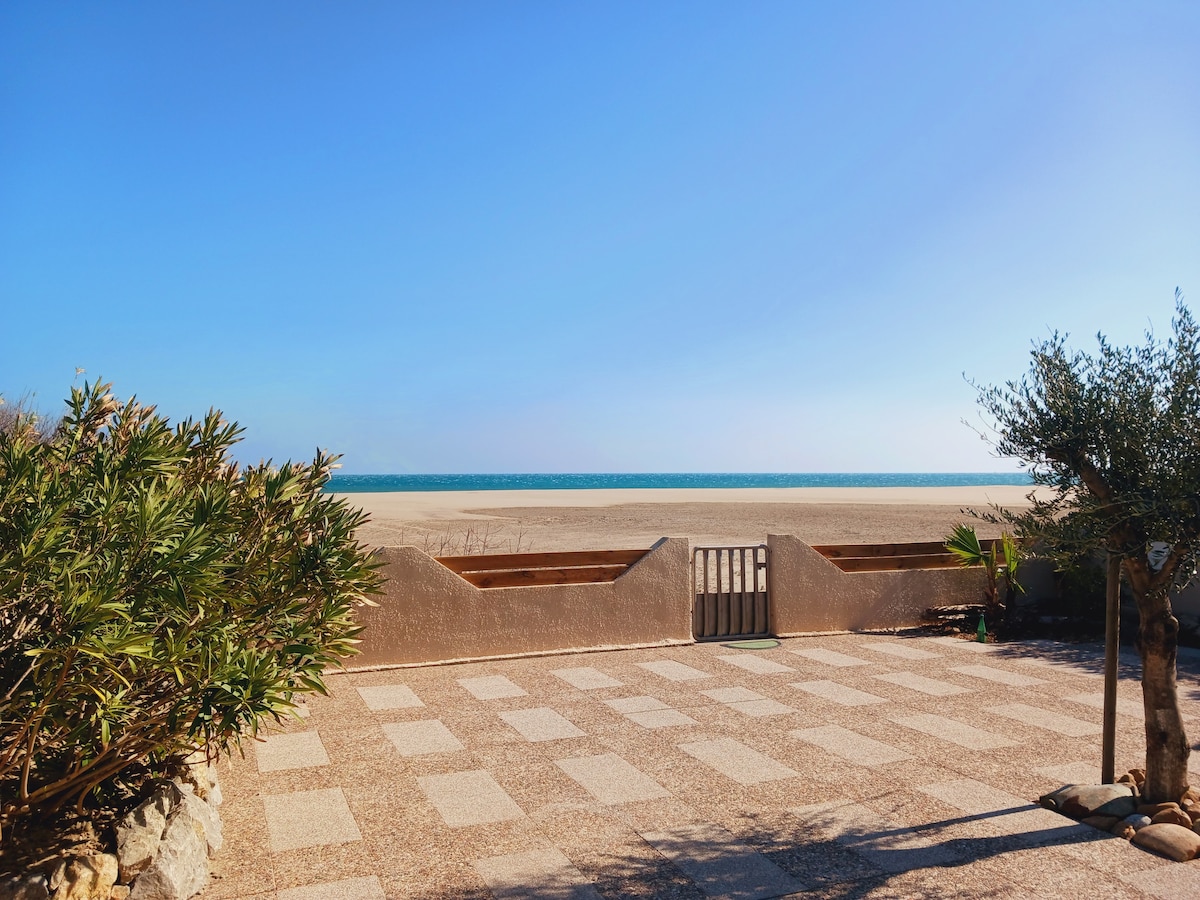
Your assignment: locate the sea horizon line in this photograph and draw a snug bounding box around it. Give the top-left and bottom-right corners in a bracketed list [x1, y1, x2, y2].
[325, 472, 1033, 493]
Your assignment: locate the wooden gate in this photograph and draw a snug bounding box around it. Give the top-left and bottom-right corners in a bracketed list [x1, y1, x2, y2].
[692, 544, 769, 640]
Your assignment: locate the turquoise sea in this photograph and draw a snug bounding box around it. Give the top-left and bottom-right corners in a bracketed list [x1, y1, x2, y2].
[326, 472, 1033, 493]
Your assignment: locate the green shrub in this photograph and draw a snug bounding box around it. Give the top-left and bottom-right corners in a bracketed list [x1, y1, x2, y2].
[0, 382, 381, 832]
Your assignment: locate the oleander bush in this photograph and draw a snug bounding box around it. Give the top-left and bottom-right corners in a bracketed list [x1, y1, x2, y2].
[0, 382, 381, 836]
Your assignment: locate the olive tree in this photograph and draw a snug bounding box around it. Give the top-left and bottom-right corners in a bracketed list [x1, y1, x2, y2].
[0, 382, 381, 834]
[974, 292, 1199, 802]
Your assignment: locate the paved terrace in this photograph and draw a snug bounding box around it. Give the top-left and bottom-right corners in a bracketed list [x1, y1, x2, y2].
[205, 635, 1200, 899]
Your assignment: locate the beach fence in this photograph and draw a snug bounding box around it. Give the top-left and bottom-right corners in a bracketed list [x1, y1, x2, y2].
[692, 544, 770, 640]
[349, 535, 993, 668]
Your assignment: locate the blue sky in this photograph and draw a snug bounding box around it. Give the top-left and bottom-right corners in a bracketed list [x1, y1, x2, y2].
[3, 2, 1199, 473]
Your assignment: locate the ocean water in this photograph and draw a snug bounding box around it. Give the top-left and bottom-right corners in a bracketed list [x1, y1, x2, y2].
[325, 472, 1032, 493]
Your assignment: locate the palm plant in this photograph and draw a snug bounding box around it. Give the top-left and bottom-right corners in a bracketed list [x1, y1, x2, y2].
[944, 524, 1023, 624]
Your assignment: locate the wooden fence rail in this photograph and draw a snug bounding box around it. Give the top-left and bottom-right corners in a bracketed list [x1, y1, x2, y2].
[812, 540, 1006, 573]
[436, 548, 651, 589]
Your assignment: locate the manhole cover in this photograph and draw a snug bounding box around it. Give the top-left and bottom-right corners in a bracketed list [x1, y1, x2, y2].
[722, 639, 780, 650]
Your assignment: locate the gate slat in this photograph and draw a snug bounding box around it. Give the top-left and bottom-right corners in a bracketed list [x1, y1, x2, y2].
[692, 543, 770, 641]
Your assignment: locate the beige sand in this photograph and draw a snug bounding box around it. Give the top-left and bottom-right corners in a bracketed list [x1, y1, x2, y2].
[341, 485, 1049, 554]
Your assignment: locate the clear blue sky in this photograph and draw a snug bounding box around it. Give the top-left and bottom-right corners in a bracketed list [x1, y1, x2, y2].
[3, 2, 1198, 473]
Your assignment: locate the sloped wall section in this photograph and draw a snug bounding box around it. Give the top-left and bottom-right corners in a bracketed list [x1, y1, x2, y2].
[352, 537, 693, 668]
[767, 534, 987, 634]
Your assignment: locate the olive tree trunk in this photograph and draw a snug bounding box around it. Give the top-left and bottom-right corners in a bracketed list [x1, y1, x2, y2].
[1133, 580, 1191, 803]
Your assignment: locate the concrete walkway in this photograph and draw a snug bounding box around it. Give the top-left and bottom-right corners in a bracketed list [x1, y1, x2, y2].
[204, 635, 1200, 899]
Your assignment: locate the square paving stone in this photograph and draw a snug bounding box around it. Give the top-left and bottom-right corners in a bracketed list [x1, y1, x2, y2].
[716, 653, 796, 675]
[1119, 861, 1200, 899]
[950, 664, 1047, 687]
[458, 675, 528, 700]
[262, 788, 362, 851]
[986, 703, 1101, 736]
[640, 821, 806, 899]
[890, 713, 1018, 750]
[473, 847, 602, 900]
[872, 672, 970, 697]
[381, 719, 464, 756]
[499, 707, 586, 742]
[417, 770, 525, 827]
[1034, 761, 1102, 784]
[791, 725, 911, 766]
[555, 753, 671, 804]
[355, 684, 423, 710]
[256, 731, 330, 773]
[604, 695, 698, 728]
[637, 659, 712, 681]
[275, 876, 386, 900]
[925, 636, 997, 654]
[860, 642, 941, 661]
[678, 737, 799, 785]
[789, 648, 870, 667]
[789, 801, 961, 873]
[551, 666, 623, 690]
[791, 680, 887, 706]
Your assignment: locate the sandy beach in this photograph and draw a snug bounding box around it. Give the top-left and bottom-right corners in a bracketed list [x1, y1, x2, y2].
[341, 485, 1049, 553]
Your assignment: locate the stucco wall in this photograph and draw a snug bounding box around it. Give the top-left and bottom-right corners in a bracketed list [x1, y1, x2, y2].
[351, 537, 693, 668]
[766, 534, 988, 634]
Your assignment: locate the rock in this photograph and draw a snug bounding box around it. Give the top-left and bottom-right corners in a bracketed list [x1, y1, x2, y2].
[1057, 784, 1137, 819]
[178, 791, 222, 858]
[1038, 785, 1077, 810]
[177, 753, 219, 806]
[118, 783, 183, 883]
[1130, 767, 1147, 785]
[1189, 808, 1200, 825]
[1117, 773, 1136, 785]
[1081, 814, 1120, 830]
[1131, 822, 1200, 861]
[128, 799, 209, 900]
[1137, 801, 1180, 817]
[1151, 807, 1193, 828]
[109, 889, 129, 900]
[1111, 823, 1136, 839]
[0, 875, 50, 900]
[1184, 787, 1200, 804]
[1122, 814, 1153, 831]
[53, 855, 118, 900]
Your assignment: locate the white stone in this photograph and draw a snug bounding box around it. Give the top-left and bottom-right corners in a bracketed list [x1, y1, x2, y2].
[51, 855, 117, 900]
[117, 783, 177, 883]
[128, 805, 208, 900]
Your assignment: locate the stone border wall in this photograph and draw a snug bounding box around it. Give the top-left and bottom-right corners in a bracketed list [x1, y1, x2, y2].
[352, 537, 693, 668]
